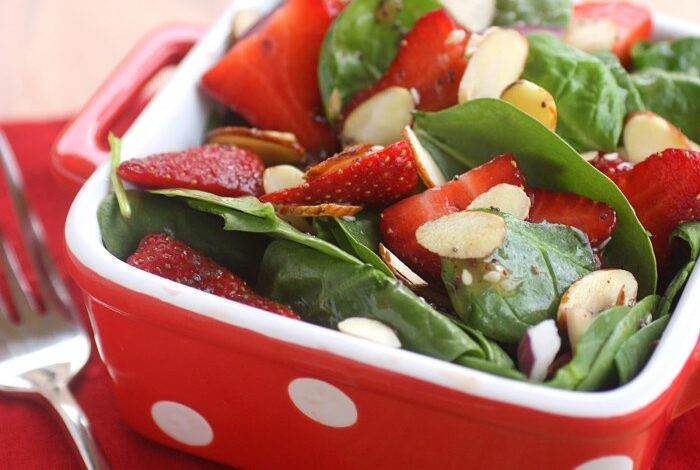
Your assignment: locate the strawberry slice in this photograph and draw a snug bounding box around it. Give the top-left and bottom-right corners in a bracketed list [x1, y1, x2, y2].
[380, 154, 524, 278]
[614, 149, 700, 268]
[590, 152, 634, 180]
[260, 140, 418, 207]
[127, 233, 299, 319]
[528, 188, 617, 246]
[117, 144, 264, 197]
[201, 0, 340, 156]
[348, 9, 469, 114]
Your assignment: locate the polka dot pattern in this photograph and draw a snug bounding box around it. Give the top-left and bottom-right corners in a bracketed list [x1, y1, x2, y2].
[288, 378, 358, 428]
[151, 401, 214, 447]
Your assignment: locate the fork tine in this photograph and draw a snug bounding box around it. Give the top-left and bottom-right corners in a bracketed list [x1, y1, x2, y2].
[0, 131, 74, 317]
[0, 227, 40, 319]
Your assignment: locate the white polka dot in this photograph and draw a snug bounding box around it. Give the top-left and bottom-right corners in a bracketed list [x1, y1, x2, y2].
[288, 378, 357, 428]
[151, 401, 213, 446]
[574, 455, 635, 470]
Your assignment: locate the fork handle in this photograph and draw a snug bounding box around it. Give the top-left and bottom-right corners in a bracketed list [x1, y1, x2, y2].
[41, 384, 110, 470]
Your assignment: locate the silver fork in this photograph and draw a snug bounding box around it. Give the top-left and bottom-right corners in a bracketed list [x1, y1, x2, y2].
[0, 131, 109, 469]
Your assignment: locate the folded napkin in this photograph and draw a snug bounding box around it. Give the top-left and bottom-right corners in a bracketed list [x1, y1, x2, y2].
[0, 120, 696, 469]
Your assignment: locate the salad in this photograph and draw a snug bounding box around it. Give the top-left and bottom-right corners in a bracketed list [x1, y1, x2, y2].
[97, 0, 700, 391]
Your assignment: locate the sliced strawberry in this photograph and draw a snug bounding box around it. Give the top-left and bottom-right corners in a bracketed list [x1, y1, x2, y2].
[347, 9, 469, 114]
[201, 0, 340, 156]
[572, 2, 652, 64]
[380, 154, 524, 278]
[614, 149, 700, 268]
[117, 144, 264, 197]
[528, 188, 617, 246]
[127, 233, 299, 319]
[260, 140, 418, 207]
[590, 152, 634, 180]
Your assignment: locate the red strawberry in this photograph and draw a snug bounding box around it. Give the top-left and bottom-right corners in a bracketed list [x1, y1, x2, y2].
[528, 188, 617, 246]
[201, 0, 340, 156]
[380, 154, 524, 277]
[614, 149, 700, 268]
[348, 9, 469, 114]
[260, 140, 418, 207]
[117, 144, 264, 197]
[590, 152, 634, 180]
[127, 233, 299, 319]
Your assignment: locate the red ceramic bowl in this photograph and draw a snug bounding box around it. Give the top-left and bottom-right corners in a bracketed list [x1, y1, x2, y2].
[60, 2, 700, 469]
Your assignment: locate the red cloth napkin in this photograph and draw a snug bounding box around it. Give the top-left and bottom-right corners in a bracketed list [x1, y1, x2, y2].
[0, 120, 697, 469]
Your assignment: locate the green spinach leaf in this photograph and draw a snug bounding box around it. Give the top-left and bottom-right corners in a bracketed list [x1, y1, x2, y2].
[108, 134, 131, 218]
[657, 221, 700, 318]
[615, 315, 670, 385]
[631, 69, 700, 143]
[592, 50, 645, 115]
[454, 356, 527, 380]
[442, 212, 596, 343]
[494, 0, 572, 27]
[318, 0, 440, 121]
[413, 98, 657, 295]
[522, 33, 625, 151]
[451, 318, 515, 368]
[258, 240, 484, 362]
[97, 191, 266, 281]
[632, 38, 700, 77]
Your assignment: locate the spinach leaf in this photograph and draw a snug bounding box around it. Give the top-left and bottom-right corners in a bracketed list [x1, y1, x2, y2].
[632, 38, 700, 77]
[442, 212, 596, 343]
[494, 0, 572, 27]
[108, 134, 131, 218]
[97, 191, 266, 281]
[451, 318, 515, 368]
[454, 356, 527, 380]
[318, 0, 440, 121]
[315, 212, 394, 276]
[152, 189, 362, 266]
[657, 221, 700, 318]
[631, 69, 700, 143]
[592, 50, 646, 115]
[615, 315, 670, 385]
[522, 33, 625, 151]
[413, 98, 657, 296]
[547, 305, 630, 389]
[258, 240, 484, 362]
[577, 295, 658, 391]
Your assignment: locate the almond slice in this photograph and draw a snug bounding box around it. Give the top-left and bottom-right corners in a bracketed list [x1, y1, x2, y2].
[378, 243, 429, 288]
[622, 111, 693, 164]
[416, 211, 506, 259]
[402, 126, 446, 188]
[580, 151, 601, 162]
[337, 317, 401, 348]
[557, 269, 638, 349]
[229, 9, 263, 44]
[341, 86, 415, 146]
[458, 27, 529, 103]
[263, 165, 305, 194]
[564, 17, 618, 53]
[467, 183, 531, 219]
[438, 0, 496, 32]
[207, 126, 305, 165]
[500, 80, 558, 131]
[304, 144, 373, 180]
[275, 203, 363, 217]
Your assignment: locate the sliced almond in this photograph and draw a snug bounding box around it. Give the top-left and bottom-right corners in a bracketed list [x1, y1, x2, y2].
[337, 317, 401, 348]
[275, 203, 362, 217]
[402, 126, 446, 188]
[263, 165, 305, 194]
[304, 144, 373, 180]
[416, 211, 506, 259]
[467, 183, 531, 219]
[500, 80, 557, 131]
[580, 151, 601, 162]
[229, 9, 263, 44]
[564, 18, 618, 53]
[557, 269, 638, 349]
[207, 126, 305, 165]
[439, 0, 495, 32]
[458, 27, 529, 103]
[622, 111, 693, 164]
[341, 86, 415, 146]
[379, 243, 429, 288]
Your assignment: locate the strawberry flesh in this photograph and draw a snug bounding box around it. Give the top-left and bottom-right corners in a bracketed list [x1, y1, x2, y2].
[117, 144, 264, 197]
[201, 0, 340, 156]
[590, 152, 634, 180]
[528, 188, 617, 246]
[614, 148, 700, 268]
[260, 140, 418, 207]
[127, 233, 299, 319]
[348, 9, 470, 114]
[380, 154, 524, 278]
